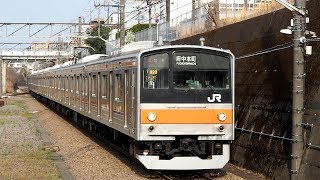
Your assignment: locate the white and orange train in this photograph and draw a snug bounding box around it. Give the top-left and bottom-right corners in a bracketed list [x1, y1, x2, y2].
[28, 42, 235, 170]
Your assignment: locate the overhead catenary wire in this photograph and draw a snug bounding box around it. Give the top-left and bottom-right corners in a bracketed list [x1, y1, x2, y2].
[125, 0, 162, 24]
[236, 42, 294, 60]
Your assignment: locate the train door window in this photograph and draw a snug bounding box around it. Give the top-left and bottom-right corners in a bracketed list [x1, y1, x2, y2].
[54, 77, 56, 89]
[76, 76, 79, 94]
[60, 77, 63, 90]
[101, 74, 108, 99]
[66, 76, 69, 92]
[131, 70, 135, 102]
[82, 76, 85, 95]
[62, 77, 65, 91]
[70, 76, 74, 93]
[83, 76, 86, 96]
[109, 71, 113, 101]
[85, 76, 89, 96]
[142, 53, 169, 89]
[92, 75, 97, 97]
[114, 73, 124, 102]
[64, 76, 67, 91]
[57, 76, 60, 89]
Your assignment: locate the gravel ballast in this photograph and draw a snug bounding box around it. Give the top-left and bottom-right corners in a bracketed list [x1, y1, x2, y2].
[1, 94, 247, 179]
[0, 97, 60, 179]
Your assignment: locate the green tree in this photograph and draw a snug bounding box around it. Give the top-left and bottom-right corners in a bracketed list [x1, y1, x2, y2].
[116, 23, 155, 39]
[85, 25, 110, 54]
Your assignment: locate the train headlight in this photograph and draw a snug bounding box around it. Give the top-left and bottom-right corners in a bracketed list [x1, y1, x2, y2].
[217, 113, 227, 121]
[147, 113, 157, 122]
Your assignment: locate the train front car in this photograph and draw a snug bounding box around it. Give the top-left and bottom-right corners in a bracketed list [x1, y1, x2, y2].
[136, 45, 235, 170]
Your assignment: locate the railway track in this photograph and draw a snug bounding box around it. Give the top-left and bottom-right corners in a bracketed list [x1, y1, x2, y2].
[38, 98, 232, 179]
[155, 170, 227, 180]
[28, 92, 256, 179]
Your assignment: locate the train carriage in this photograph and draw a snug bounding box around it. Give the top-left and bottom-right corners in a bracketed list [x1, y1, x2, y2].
[28, 42, 235, 170]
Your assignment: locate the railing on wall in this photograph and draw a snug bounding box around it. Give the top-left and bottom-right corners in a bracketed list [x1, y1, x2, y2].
[109, 0, 288, 48]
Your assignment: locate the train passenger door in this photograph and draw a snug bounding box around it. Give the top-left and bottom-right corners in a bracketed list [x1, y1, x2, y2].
[112, 70, 126, 129]
[83, 74, 89, 113]
[79, 74, 83, 111]
[100, 72, 110, 124]
[69, 75, 74, 106]
[75, 75, 80, 110]
[90, 73, 98, 116]
[65, 76, 69, 104]
[127, 69, 136, 136]
[58, 76, 62, 102]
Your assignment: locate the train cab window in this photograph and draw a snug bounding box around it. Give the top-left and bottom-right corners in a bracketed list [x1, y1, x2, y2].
[142, 53, 169, 89]
[173, 52, 230, 90]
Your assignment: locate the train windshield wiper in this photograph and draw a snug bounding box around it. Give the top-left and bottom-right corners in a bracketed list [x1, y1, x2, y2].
[205, 81, 216, 93]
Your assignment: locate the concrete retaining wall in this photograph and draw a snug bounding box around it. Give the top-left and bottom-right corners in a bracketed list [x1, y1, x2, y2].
[173, 1, 320, 179]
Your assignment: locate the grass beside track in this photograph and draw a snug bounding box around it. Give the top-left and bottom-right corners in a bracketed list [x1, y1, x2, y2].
[0, 98, 60, 179]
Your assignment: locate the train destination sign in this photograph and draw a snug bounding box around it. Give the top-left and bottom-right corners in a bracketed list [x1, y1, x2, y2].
[175, 55, 197, 66]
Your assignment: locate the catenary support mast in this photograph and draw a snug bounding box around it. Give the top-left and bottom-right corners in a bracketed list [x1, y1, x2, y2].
[291, 0, 306, 179]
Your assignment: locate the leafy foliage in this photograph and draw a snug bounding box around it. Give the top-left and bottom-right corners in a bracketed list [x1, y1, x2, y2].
[85, 25, 110, 54]
[116, 23, 156, 39]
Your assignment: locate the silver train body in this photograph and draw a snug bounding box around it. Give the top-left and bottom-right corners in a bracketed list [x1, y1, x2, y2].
[28, 42, 235, 170]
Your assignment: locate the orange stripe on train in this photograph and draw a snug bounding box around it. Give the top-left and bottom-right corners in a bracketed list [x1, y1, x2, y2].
[140, 109, 232, 124]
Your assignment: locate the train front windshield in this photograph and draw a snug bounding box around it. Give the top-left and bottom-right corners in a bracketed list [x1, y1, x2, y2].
[140, 49, 232, 103]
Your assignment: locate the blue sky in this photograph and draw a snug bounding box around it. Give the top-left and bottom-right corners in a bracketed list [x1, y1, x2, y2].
[0, 0, 93, 22]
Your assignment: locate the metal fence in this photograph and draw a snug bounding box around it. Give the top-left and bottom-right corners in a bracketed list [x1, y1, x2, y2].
[109, 0, 288, 48]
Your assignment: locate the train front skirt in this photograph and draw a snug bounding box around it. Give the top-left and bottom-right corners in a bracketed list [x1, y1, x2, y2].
[136, 144, 230, 170]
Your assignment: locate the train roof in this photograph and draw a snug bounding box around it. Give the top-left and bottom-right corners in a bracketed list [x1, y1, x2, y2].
[76, 54, 108, 64]
[30, 43, 234, 76]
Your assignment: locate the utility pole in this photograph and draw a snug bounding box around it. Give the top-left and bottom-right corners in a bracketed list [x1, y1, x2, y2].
[94, 1, 124, 47]
[137, 7, 141, 24]
[192, 0, 196, 20]
[107, 0, 110, 24]
[291, 0, 306, 179]
[147, 0, 152, 28]
[192, 0, 196, 33]
[166, 0, 170, 23]
[96, 0, 102, 37]
[78, 16, 83, 47]
[0, 58, 2, 98]
[119, 0, 125, 46]
[160, 1, 165, 24]
[244, 0, 248, 11]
